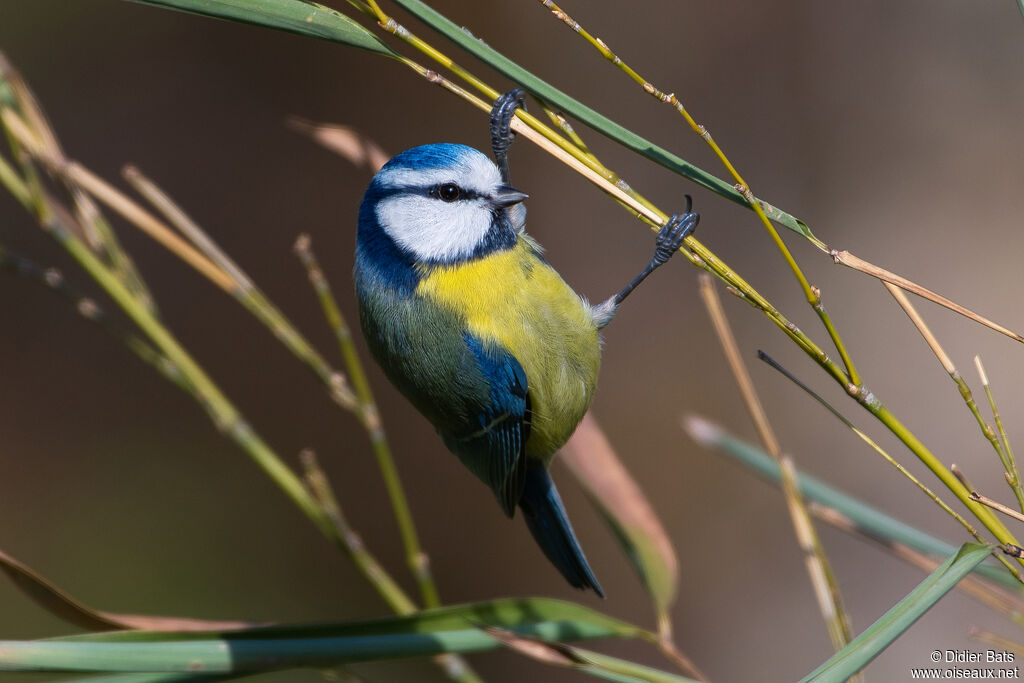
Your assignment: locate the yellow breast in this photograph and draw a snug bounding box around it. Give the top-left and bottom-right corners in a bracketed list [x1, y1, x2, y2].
[416, 239, 601, 460]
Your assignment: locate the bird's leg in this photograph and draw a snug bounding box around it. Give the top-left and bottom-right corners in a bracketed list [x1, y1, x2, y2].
[490, 89, 526, 184]
[593, 197, 700, 329]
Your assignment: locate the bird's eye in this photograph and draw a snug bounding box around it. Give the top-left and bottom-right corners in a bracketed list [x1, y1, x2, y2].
[433, 183, 462, 202]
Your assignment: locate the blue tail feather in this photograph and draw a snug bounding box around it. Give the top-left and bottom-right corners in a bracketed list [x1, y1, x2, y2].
[519, 462, 604, 597]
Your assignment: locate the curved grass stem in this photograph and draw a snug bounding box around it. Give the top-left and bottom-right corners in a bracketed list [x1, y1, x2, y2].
[299, 450, 473, 680]
[532, 0, 859, 386]
[869, 400, 1021, 553]
[886, 283, 1013, 483]
[0, 66, 480, 682]
[757, 350, 1024, 584]
[974, 356, 1024, 510]
[699, 275, 855, 654]
[294, 234, 441, 609]
[7, 155, 482, 683]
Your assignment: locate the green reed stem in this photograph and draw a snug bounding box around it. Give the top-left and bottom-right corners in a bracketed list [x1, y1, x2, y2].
[294, 234, 441, 609]
[975, 356, 1024, 511]
[532, 0, 859, 387]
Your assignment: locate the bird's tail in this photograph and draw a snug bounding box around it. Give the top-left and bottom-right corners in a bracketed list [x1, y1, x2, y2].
[519, 461, 604, 597]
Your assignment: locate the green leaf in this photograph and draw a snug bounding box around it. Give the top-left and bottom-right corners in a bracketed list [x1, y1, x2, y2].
[62, 597, 640, 643]
[131, 0, 816, 239]
[800, 543, 992, 682]
[686, 415, 1020, 589]
[55, 676, 239, 683]
[0, 599, 644, 672]
[389, 0, 816, 241]
[130, 0, 397, 57]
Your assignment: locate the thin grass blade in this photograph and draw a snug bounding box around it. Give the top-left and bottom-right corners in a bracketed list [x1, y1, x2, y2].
[0, 599, 644, 672]
[55, 597, 641, 644]
[685, 415, 1019, 589]
[388, 0, 813, 240]
[800, 543, 992, 682]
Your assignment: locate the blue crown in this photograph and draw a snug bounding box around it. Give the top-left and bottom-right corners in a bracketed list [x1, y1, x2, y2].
[380, 143, 479, 173]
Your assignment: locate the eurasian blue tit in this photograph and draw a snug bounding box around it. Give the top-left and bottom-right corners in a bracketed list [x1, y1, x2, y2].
[354, 91, 698, 596]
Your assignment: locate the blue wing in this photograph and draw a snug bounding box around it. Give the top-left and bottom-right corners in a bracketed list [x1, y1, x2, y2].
[442, 334, 530, 517]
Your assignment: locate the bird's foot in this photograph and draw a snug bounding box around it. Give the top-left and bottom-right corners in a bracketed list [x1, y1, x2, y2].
[652, 195, 699, 266]
[490, 89, 526, 183]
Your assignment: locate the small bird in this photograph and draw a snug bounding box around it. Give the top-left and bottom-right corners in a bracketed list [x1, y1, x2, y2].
[354, 90, 698, 596]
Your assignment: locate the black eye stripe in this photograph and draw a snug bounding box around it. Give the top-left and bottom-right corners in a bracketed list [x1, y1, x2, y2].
[372, 184, 485, 202]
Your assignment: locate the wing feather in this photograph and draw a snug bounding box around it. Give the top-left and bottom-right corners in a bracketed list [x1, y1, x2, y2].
[443, 334, 529, 516]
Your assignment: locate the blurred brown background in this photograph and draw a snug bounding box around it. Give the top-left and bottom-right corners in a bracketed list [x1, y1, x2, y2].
[2, 1, 1024, 681]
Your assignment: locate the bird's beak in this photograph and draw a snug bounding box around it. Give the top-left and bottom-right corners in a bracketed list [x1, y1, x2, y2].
[493, 185, 529, 207]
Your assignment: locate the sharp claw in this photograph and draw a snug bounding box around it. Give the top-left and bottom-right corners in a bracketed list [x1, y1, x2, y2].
[490, 89, 527, 183]
[490, 89, 526, 136]
[652, 204, 700, 264]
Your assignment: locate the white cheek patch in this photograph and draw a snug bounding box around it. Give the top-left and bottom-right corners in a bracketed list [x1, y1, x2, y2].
[377, 195, 493, 262]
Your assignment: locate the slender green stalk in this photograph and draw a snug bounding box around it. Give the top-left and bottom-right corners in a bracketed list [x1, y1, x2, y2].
[0, 235, 440, 633]
[698, 275, 855, 653]
[0, 629, 689, 679]
[757, 350, 1023, 584]
[0, 52, 156, 314]
[299, 451, 479, 682]
[532, 0, 859, 387]
[56, 223, 337, 540]
[869, 401, 1018, 548]
[878, 283, 1024, 554]
[254, 7, 1024, 569]
[19, 166, 481, 683]
[1, 75, 482, 682]
[370, 3, 1022, 556]
[952, 371, 1009, 472]
[294, 234, 441, 609]
[79, 163, 359, 411]
[2, 97, 390, 610]
[812, 504, 1024, 626]
[300, 450, 417, 613]
[975, 355, 1024, 510]
[534, 97, 670, 234]
[252, 5, 859, 409]
[886, 283, 1012, 482]
[356, 0, 682, 237]
[0, 147, 30, 206]
[15, 0, 1024, 570]
[0, 194, 480, 683]
[0, 245, 193, 397]
[684, 416, 1020, 589]
[799, 543, 993, 683]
